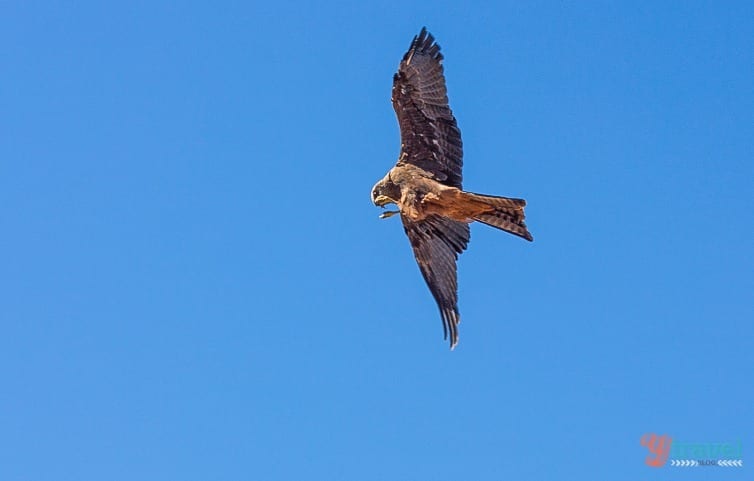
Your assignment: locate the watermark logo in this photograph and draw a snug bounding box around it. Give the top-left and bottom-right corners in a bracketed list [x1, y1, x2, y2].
[641, 433, 673, 467]
[640, 433, 743, 468]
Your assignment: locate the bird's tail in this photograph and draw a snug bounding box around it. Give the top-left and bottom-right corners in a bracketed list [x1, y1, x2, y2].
[461, 191, 533, 241]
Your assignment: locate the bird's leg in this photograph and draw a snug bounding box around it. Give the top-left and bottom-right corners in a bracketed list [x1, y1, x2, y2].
[379, 210, 400, 219]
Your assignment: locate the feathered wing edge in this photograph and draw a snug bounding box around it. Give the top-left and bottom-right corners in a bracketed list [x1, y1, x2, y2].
[392, 27, 464, 188]
[402, 214, 470, 349]
[403, 27, 442, 64]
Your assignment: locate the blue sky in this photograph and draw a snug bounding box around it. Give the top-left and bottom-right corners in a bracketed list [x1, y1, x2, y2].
[1, 1, 752, 480]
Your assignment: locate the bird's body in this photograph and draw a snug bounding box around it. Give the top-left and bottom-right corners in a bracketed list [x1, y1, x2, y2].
[374, 163, 459, 221]
[372, 28, 533, 349]
[375, 162, 529, 226]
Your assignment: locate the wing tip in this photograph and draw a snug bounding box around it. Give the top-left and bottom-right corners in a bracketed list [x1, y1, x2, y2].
[404, 26, 443, 63]
[442, 308, 460, 350]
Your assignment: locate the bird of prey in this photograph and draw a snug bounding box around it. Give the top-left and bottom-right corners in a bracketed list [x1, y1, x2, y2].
[372, 27, 533, 349]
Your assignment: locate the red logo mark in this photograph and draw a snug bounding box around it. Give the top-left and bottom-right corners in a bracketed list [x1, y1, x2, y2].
[641, 433, 673, 467]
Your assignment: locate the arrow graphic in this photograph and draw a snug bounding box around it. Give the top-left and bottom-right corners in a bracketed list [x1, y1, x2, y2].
[669, 459, 699, 467]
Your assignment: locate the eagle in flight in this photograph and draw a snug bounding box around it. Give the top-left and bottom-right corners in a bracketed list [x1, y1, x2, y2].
[372, 27, 533, 349]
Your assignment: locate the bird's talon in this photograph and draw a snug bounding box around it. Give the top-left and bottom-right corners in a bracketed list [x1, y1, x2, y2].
[379, 210, 400, 219]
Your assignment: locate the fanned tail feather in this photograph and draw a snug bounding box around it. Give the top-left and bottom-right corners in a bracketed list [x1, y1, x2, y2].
[463, 192, 533, 241]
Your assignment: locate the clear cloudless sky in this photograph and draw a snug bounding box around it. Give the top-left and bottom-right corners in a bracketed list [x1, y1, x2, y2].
[1, 1, 752, 480]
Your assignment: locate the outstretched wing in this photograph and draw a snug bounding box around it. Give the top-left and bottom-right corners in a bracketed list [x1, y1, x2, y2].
[392, 27, 463, 188]
[402, 214, 470, 349]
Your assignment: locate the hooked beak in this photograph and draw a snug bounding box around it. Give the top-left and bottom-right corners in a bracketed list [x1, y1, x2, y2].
[373, 195, 392, 207]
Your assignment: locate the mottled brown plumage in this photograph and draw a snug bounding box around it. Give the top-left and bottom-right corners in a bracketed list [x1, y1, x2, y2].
[372, 28, 533, 349]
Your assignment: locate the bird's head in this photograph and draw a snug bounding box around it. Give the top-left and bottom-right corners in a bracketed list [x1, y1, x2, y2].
[371, 173, 400, 208]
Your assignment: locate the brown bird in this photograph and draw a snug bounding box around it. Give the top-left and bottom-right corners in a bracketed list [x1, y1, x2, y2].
[372, 27, 533, 349]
